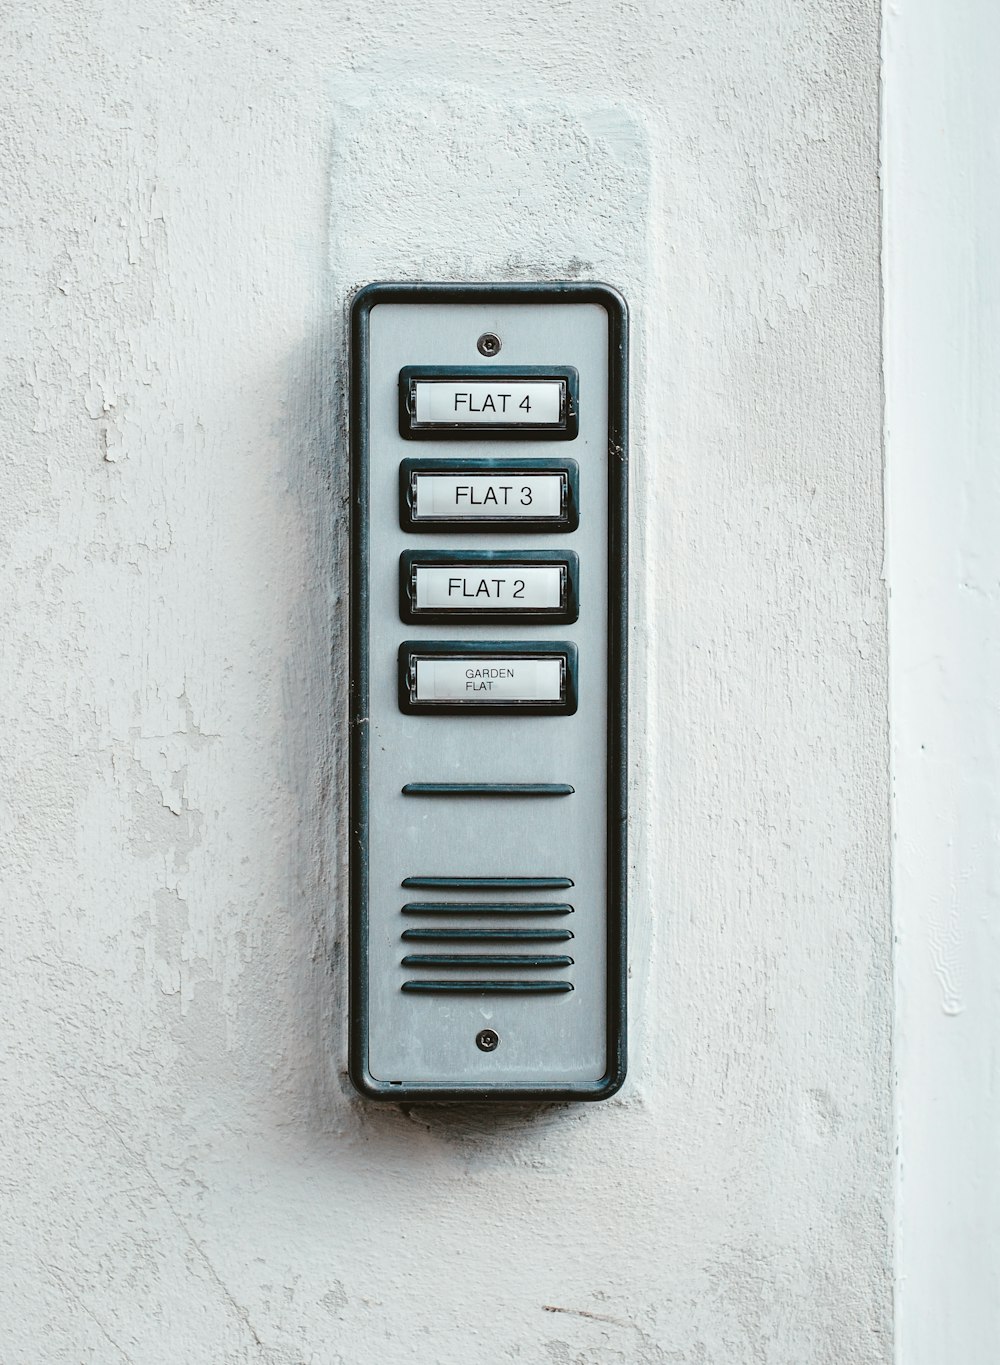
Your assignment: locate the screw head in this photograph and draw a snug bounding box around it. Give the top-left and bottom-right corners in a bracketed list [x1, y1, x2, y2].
[476, 1028, 500, 1052]
[477, 332, 501, 357]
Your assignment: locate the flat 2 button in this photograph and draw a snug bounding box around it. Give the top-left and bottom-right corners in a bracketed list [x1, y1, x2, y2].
[399, 550, 579, 624]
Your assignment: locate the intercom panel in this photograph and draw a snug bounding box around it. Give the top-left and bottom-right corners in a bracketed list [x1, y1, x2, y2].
[349, 281, 627, 1101]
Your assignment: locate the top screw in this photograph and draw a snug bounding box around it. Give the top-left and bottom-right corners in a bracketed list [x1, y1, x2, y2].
[477, 333, 501, 357]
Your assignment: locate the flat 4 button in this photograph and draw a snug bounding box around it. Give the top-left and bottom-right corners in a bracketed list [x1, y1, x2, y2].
[399, 366, 579, 439]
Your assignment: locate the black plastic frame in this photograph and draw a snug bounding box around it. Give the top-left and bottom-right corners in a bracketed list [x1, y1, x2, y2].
[399, 550, 580, 625]
[400, 458, 580, 534]
[400, 365, 579, 440]
[349, 280, 628, 1103]
[397, 639, 579, 715]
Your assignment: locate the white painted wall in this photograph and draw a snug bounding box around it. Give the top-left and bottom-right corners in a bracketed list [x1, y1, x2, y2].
[885, 2, 1000, 1360]
[0, 2, 889, 1360]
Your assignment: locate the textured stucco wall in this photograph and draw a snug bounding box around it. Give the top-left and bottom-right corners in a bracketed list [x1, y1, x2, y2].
[0, 2, 889, 1361]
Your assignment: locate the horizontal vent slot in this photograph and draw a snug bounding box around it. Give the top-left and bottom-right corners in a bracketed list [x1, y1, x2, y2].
[401, 901, 574, 916]
[401, 783, 574, 798]
[401, 927, 573, 943]
[401, 953, 574, 968]
[398, 884, 579, 996]
[401, 875, 574, 891]
[401, 980, 574, 995]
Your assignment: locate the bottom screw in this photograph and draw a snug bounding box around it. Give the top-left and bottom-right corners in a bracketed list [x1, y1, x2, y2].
[476, 1028, 500, 1052]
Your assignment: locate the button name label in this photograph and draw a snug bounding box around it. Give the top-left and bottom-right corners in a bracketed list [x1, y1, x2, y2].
[414, 565, 563, 611]
[415, 657, 564, 703]
[400, 460, 579, 533]
[414, 381, 562, 427]
[399, 367, 578, 440]
[399, 550, 579, 624]
[413, 473, 563, 521]
[398, 641, 579, 715]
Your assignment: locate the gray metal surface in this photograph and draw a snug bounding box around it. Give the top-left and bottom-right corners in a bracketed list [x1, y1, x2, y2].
[365, 300, 611, 1086]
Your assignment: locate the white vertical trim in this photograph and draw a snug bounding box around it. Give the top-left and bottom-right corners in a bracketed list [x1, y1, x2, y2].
[885, 2, 1000, 1359]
